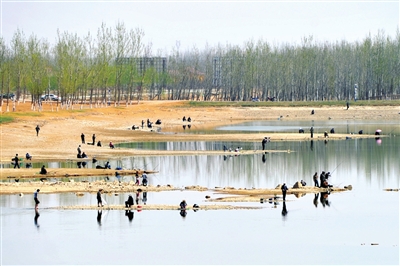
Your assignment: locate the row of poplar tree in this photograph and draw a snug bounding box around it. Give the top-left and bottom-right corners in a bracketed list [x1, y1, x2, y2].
[1, 22, 399, 104]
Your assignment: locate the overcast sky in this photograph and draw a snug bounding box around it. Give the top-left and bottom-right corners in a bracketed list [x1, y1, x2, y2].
[1, 0, 399, 54]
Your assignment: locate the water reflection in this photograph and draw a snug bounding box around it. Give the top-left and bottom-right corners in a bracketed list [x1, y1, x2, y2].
[142, 192, 148, 205]
[180, 209, 187, 218]
[34, 209, 40, 228]
[97, 210, 102, 226]
[217, 120, 400, 135]
[313, 193, 319, 208]
[320, 192, 331, 207]
[125, 210, 134, 222]
[281, 202, 288, 220]
[262, 153, 267, 163]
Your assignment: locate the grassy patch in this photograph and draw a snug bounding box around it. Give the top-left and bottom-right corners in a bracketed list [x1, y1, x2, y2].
[11, 112, 43, 117]
[0, 115, 14, 124]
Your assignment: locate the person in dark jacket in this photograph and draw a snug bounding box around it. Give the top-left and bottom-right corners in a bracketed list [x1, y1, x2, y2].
[125, 195, 134, 208]
[281, 183, 288, 201]
[13, 154, 20, 169]
[97, 189, 103, 207]
[310, 127, 314, 138]
[313, 172, 319, 187]
[81, 133, 85, 144]
[35, 125, 40, 136]
[262, 137, 268, 150]
[180, 200, 187, 210]
[34, 189, 40, 209]
[40, 165, 47, 175]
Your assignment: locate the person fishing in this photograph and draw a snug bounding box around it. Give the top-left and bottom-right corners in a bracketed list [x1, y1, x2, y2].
[97, 189, 103, 207]
[281, 183, 288, 201]
[13, 154, 20, 169]
[125, 194, 134, 208]
[262, 137, 268, 150]
[40, 165, 47, 175]
[35, 125, 40, 137]
[34, 189, 40, 209]
[180, 200, 187, 210]
[313, 172, 319, 187]
[142, 173, 148, 186]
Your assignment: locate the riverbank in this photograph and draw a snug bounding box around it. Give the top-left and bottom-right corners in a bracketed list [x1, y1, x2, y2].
[1, 100, 397, 163]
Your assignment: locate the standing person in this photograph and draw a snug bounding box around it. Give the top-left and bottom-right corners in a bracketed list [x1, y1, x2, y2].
[313, 172, 319, 187]
[97, 189, 103, 207]
[142, 173, 148, 186]
[141, 120, 144, 129]
[346, 101, 350, 110]
[92, 134, 96, 145]
[310, 127, 314, 138]
[34, 189, 40, 209]
[81, 133, 85, 144]
[262, 137, 268, 150]
[134, 172, 140, 186]
[35, 125, 40, 136]
[320, 171, 326, 187]
[13, 154, 20, 169]
[281, 183, 288, 201]
[77, 145, 82, 155]
[180, 200, 187, 210]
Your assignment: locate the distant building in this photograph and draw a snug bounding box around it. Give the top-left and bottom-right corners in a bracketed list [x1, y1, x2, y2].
[115, 57, 167, 75]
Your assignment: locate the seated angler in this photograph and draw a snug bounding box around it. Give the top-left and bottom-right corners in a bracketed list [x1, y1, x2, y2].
[26, 153, 32, 160]
[125, 194, 134, 208]
[40, 165, 47, 175]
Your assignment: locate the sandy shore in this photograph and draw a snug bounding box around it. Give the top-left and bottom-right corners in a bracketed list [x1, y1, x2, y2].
[1, 100, 398, 197]
[1, 100, 397, 163]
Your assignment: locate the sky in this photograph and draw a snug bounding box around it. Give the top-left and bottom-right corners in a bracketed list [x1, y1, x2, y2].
[1, 0, 399, 54]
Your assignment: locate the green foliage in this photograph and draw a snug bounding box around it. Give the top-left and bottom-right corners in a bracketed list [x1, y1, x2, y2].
[2, 25, 399, 103]
[0, 115, 14, 124]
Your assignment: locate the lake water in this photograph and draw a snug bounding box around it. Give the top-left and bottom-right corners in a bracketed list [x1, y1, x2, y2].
[1, 120, 399, 265]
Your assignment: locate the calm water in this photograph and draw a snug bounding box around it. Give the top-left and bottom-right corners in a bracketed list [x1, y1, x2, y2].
[1, 120, 399, 265]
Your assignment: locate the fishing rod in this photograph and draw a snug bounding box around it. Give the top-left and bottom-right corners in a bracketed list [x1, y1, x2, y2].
[330, 160, 345, 175]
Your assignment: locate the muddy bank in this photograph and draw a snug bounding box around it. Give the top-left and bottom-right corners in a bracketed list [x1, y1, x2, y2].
[1, 168, 158, 180]
[46, 204, 262, 211]
[1, 100, 396, 162]
[0, 179, 350, 197]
